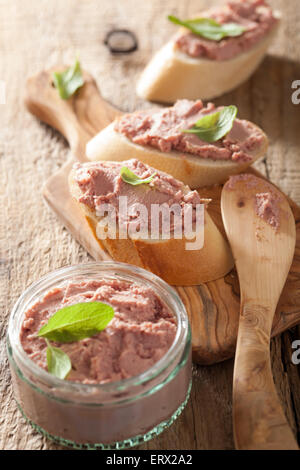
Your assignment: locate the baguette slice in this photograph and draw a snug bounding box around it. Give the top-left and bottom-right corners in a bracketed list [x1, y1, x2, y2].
[136, 14, 280, 103]
[86, 121, 268, 189]
[69, 162, 234, 286]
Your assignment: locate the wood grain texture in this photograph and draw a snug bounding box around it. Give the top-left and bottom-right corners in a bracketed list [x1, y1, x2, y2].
[27, 68, 300, 366]
[221, 175, 298, 449]
[1, 0, 300, 450]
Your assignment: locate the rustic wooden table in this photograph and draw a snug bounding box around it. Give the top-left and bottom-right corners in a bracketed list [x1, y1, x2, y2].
[1, 0, 300, 450]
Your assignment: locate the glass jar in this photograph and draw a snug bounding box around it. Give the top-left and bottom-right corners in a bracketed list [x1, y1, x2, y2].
[7, 262, 192, 450]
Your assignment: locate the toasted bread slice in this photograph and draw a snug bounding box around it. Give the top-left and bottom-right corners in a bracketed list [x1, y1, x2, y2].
[86, 121, 268, 189]
[136, 16, 280, 103]
[69, 164, 234, 286]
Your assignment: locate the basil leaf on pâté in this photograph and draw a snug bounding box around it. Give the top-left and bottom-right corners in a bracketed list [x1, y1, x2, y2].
[53, 59, 84, 100]
[38, 302, 114, 343]
[46, 340, 72, 380]
[168, 15, 245, 41]
[120, 166, 156, 186]
[182, 105, 238, 143]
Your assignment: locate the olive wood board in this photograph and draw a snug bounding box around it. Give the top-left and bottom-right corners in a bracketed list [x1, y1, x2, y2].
[25, 68, 300, 365]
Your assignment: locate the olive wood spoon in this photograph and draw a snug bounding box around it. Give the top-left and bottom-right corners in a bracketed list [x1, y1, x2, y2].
[221, 174, 298, 450]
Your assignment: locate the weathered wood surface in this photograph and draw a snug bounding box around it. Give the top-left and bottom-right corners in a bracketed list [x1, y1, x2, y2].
[0, 0, 300, 450]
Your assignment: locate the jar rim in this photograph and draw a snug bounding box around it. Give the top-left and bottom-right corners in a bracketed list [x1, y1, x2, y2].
[8, 261, 189, 394]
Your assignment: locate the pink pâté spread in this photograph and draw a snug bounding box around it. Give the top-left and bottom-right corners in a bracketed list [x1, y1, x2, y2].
[175, 0, 278, 61]
[20, 278, 177, 384]
[255, 192, 281, 231]
[226, 173, 260, 190]
[115, 100, 265, 163]
[73, 158, 206, 233]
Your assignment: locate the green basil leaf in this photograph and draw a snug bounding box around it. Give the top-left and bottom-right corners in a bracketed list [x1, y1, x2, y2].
[182, 105, 238, 143]
[53, 59, 84, 100]
[46, 340, 72, 380]
[168, 15, 245, 41]
[120, 166, 156, 186]
[38, 302, 114, 343]
[220, 22, 248, 37]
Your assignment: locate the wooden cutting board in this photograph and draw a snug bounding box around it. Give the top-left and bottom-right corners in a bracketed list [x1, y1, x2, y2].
[25, 68, 300, 365]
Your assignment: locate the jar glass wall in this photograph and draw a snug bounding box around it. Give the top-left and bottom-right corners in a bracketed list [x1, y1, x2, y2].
[7, 262, 192, 449]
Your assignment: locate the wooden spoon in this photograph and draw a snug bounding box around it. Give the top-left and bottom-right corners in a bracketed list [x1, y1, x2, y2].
[221, 174, 298, 450]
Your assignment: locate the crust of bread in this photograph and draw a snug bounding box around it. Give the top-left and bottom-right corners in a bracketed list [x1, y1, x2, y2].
[69, 169, 234, 286]
[86, 122, 268, 188]
[136, 19, 280, 103]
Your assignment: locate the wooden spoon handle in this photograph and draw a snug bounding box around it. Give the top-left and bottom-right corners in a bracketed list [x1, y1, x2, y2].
[24, 68, 120, 160]
[233, 302, 298, 450]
